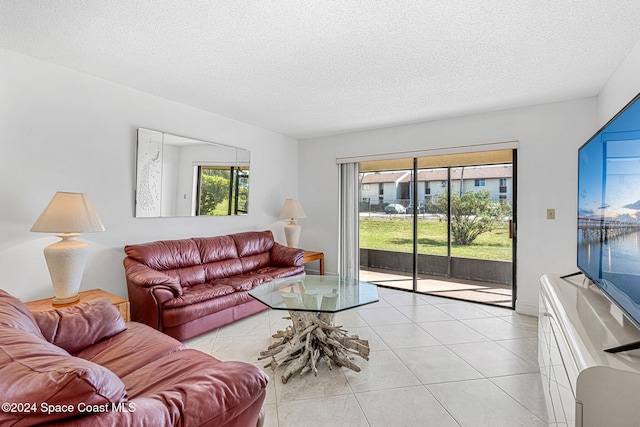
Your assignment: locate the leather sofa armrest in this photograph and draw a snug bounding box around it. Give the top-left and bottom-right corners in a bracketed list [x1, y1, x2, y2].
[124, 258, 181, 331]
[33, 298, 126, 354]
[123, 258, 183, 297]
[270, 242, 304, 267]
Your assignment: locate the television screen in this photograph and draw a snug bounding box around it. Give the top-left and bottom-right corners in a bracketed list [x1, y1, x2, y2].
[578, 92, 640, 330]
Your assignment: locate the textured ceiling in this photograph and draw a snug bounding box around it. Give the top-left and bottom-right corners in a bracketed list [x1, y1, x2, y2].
[2, 1, 640, 139]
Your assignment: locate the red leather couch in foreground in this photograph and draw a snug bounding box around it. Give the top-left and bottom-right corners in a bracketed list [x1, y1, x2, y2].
[0, 290, 268, 426]
[124, 230, 304, 341]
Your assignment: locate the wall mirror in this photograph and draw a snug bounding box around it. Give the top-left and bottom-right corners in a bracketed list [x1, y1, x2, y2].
[135, 128, 250, 217]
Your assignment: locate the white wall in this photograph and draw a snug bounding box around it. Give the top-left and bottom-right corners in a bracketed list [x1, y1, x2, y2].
[298, 98, 598, 315]
[0, 48, 299, 302]
[598, 38, 640, 125]
[4, 39, 639, 313]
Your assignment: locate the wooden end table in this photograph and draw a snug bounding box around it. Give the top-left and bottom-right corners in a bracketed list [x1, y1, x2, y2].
[302, 250, 325, 275]
[25, 288, 130, 322]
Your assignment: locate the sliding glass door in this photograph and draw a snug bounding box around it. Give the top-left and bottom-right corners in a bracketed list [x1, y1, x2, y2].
[359, 167, 416, 290]
[359, 150, 516, 308]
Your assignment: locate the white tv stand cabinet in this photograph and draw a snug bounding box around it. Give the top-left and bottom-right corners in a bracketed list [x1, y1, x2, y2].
[539, 273, 640, 426]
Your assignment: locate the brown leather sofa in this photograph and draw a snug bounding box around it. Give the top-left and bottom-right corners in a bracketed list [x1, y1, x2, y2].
[124, 230, 304, 341]
[0, 290, 268, 427]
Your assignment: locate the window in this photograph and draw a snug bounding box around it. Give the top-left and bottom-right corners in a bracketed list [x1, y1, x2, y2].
[425, 182, 431, 195]
[379, 183, 384, 195]
[196, 166, 249, 215]
[474, 179, 486, 187]
[500, 178, 507, 193]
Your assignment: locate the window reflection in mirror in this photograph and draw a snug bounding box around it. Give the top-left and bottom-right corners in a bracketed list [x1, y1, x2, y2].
[135, 128, 250, 217]
[195, 166, 249, 215]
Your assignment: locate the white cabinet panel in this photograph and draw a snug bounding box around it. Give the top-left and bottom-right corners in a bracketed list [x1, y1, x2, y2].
[539, 274, 640, 427]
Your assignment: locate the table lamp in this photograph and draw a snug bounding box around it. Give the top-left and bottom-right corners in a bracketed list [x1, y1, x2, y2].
[278, 198, 307, 248]
[30, 192, 105, 304]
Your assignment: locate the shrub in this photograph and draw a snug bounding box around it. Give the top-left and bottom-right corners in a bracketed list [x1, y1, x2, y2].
[430, 190, 511, 245]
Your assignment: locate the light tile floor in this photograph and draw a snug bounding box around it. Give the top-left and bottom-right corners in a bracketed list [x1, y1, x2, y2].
[361, 267, 513, 307]
[184, 286, 547, 427]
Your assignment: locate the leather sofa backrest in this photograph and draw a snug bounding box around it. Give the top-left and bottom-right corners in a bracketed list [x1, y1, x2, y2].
[230, 231, 275, 274]
[33, 299, 126, 354]
[125, 238, 206, 287]
[193, 236, 244, 282]
[230, 231, 275, 257]
[194, 235, 238, 261]
[125, 238, 202, 270]
[124, 230, 278, 286]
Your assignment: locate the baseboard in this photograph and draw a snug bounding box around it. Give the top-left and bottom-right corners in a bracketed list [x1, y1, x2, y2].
[515, 300, 538, 317]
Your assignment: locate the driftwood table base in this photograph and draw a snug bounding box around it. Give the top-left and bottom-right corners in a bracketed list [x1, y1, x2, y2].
[258, 311, 370, 384]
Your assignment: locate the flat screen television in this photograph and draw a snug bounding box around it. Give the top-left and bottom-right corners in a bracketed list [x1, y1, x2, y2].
[577, 91, 640, 352]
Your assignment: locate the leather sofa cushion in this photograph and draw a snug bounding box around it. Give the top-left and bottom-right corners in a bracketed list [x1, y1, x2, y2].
[231, 231, 274, 257]
[33, 298, 126, 354]
[125, 238, 207, 287]
[125, 238, 202, 271]
[75, 322, 185, 378]
[214, 268, 303, 291]
[251, 266, 306, 280]
[239, 252, 271, 273]
[0, 328, 127, 426]
[211, 275, 266, 292]
[193, 235, 239, 263]
[122, 349, 268, 426]
[164, 264, 206, 287]
[162, 292, 254, 328]
[202, 259, 244, 281]
[163, 283, 236, 309]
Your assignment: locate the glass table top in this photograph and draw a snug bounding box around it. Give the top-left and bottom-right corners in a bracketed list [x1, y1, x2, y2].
[249, 274, 379, 313]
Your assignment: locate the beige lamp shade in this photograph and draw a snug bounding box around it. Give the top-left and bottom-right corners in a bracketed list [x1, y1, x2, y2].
[31, 192, 105, 233]
[279, 199, 306, 248]
[31, 192, 104, 304]
[278, 198, 307, 220]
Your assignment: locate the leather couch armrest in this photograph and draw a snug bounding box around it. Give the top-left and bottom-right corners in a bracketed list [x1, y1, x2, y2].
[124, 258, 180, 331]
[123, 258, 183, 296]
[270, 242, 304, 267]
[33, 298, 126, 354]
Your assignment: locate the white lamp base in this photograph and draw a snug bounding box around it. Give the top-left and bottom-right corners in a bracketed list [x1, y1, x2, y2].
[284, 219, 302, 248]
[52, 294, 81, 305]
[43, 233, 88, 305]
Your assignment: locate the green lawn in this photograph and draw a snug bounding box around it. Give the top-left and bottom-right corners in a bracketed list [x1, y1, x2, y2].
[359, 217, 512, 261]
[200, 199, 230, 215]
[212, 199, 230, 215]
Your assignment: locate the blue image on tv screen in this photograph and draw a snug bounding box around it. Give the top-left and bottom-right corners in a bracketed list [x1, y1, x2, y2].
[577, 93, 640, 326]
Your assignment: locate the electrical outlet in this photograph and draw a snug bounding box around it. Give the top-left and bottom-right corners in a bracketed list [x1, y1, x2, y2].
[547, 208, 556, 220]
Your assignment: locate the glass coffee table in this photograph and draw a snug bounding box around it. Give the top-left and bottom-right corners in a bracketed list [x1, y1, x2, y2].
[249, 274, 378, 383]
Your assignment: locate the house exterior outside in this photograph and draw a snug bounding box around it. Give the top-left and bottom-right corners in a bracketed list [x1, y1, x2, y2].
[360, 164, 513, 211]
